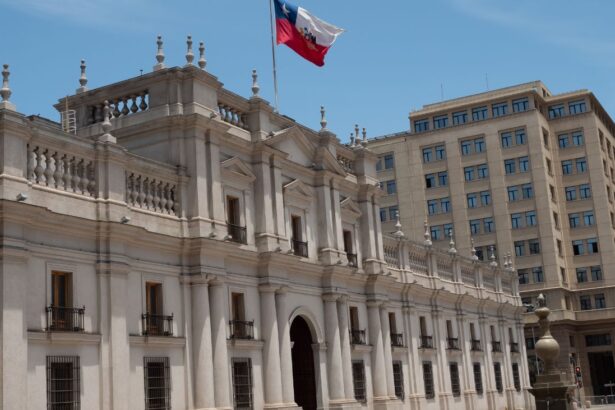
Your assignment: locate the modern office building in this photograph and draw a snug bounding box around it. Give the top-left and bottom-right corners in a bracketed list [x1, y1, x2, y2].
[368, 81, 615, 399]
[0, 42, 530, 410]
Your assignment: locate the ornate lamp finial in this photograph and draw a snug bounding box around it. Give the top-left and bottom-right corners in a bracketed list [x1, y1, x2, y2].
[448, 228, 457, 255]
[185, 35, 194, 66]
[489, 245, 498, 268]
[393, 211, 404, 238]
[251, 69, 260, 97]
[471, 238, 478, 261]
[100, 100, 116, 143]
[0, 64, 15, 111]
[154, 35, 166, 71]
[320, 106, 327, 130]
[423, 220, 432, 247]
[76, 59, 88, 93]
[198, 41, 206, 70]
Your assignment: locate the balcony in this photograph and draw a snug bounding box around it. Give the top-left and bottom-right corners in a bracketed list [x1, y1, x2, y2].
[510, 342, 520, 353]
[227, 223, 247, 244]
[346, 253, 358, 267]
[492, 341, 502, 352]
[292, 239, 308, 257]
[142, 313, 173, 336]
[45, 306, 85, 332]
[420, 335, 433, 349]
[447, 337, 460, 350]
[471, 339, 482, 351]
[229, 320, 254, 340]
[391, 333, 404, 347]
[350, 329, 366, 345]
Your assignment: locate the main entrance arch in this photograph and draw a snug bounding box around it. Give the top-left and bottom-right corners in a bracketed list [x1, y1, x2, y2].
[290, 316, 318, 410]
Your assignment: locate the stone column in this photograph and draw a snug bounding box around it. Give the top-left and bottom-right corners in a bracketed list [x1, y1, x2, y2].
[367, 301, 388, 399]
[499, 319, 515, 410]
[337, 296, 355, 401]
[402, 306, 420, 406]
[260, 285, 284, 406]
[479, 317, 496, 410]
[209, 281, 232, 409]
[432, 310, 451, 410]
[276, 288, 296, 406]
[380, 306, 396, 399]
[192, 282, 216, 409]
[457, 314, 476, 410]
[323, 294, 345, 401]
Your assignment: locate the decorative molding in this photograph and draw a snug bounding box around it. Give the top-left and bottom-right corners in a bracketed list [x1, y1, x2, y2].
[129, 335, 186, 347]
[28, 331, 101, 345]
[227, 338, 265, 351]
[221, 156, 256, 185]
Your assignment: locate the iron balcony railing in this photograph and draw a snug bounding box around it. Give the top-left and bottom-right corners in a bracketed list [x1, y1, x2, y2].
[420, 335, 433, 349]
[492, 341, 502, 352]
[510, 342, 520, 353]
[346, 253, 358, 267]
[45, 306, 85, 332]
[229, 320, 254, 340]
[292, 239, 308, 257]
[142, 313, 173, 336]
[227, 223, 247, 244]
[471, 339, 482, 351]
[447, 337, 460, 350]
[350, 329, 366, 345]
[391, 333, 404, 347]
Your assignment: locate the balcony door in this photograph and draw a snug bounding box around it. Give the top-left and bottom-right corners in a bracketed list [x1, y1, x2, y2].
[51, 271, 72, 308]
[227, 196, 240, 226]
[146, 282, 163, 315]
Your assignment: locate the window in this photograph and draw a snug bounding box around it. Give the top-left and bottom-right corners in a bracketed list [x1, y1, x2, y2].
[470, 220, 481, 235]
[477, 164, 489, 179]
[51, 271, 72, 309]
[349, 306, 360, 333]
[434, 115, 448, 129]
[472, 106, 488, 121]
[144, 357, 171, 410]
[393, 361, 404, 400]
[427, 200, 438, 215]
[494, 362, 503, 393]
[525, 336, 535, 350]
[473, 363, 483, 395]
[529, 240, 541, 255]
[430, 226, 442, 241]
[591, 266, 603, 281]
[548, 104, 565, 119]
[415, 119, 429, 133]
[501, 132, 512, 148]
[511, 213, 522, 229]
[467, 193, 477, 208]
[425, 174, 436, 188]
[558, 134, 569, 148]
[492, 102, 508, 117]
[388, 206, 398, 221]
[352, 361, 366, 401]
[386, 180, 397, 195]
[484, 218, 494, 233]
[579, 184, 591, 199]
[146, 282, 163, 316]
[227, 196, 241, 226]
[522, 184, 533, 199]
[565, 187, 577, 201]
[440, 197, 451, 213]
[569, 100, 586, 114]
[291, 215, 307, 256]
[231, 293, 246, 322]
[585, 334, 612, 347]
[526, 211, 537, 226]
[553, 211, 560, 229]
[533, 267, 544, 283]
[480, 191, 491, 206]
[47, 356, 80, 410]
[475, 137, 486, 153]
[572, 240, 584, 256]
[464, 166, 475, 181]
[518, 269, 529, 284]
[588, 238, 599, 254]
[422, 148, 433, 163]
[450, 362, 461, 397]
[423, 362, 435, 399]
[576, 157, 587, 173]
[519, 156, 530, 172]
[515, 129, 527, 145]
[379, 209, 387, 222]
[547, 159, 553, 176]
[576, 268, 588, 283]
[438, 171, 448, 186]
[504, 159, 516, 174]
[572, 131, 584, 146]
[461, 140, 472, 155]
[232, 358, 253, 409]
[515, 241, 525, 257]
[595, 294, 606, 309]
[512, 98, 529, 113]
[580, 295, 592, 310]
[561, 160, 573, 175]
[435, 145, 446, 160]
[383, 154, 394, 169]
[508, 186, 519, 202]
[569, 213, 580, 228]
[512, 363, 521, 392]
[453, 111, 467, 125]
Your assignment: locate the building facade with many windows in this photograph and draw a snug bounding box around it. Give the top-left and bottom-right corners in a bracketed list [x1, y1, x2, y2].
[0, 54, 530, 409]
[369, 81, 615, 398]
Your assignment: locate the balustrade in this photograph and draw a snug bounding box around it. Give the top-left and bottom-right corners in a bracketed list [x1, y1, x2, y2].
[407, 247, 428, 274]
[436, 254, 454, 281]
[45, 306, 85, 332]
[218, 103, 248, 129]
[419, 335, 433, 349]
[229, 320, 254, 340]
[491, 341, 502, 352]
[27, 144, 96, 197]
[391, 333, 404, 347]
[87, 90, 149, 124]
[460, 263, 476, 286]
[125, 171, 179, 216]
[142, 313, 173, 336]
[336, 155, 355, 173]
[292, 239, 308, 257]
[227, 223, 247, 244]
[483, 274, 496, 290]
[350, 329, 366, 345]
[471, 339, 482, 351]
[447, 337, 460, 350]
[510, 342, 520, 353]
[383, 244, 399, 267]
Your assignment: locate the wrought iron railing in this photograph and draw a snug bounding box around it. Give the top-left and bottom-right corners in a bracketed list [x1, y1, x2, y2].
[142, 313, 173, 336]
[510, 342, 520, 353]
[471, 339, 482, 351]
[46, 306, 85, 332]
[292, 239, 308, 257]
[492, 341, 502, 352]
[447, 337, 460, 350]
[391, 333, 404, 347]
[420, 335, 433, 349]
[347, 253, 358, 267]
[227, 223, 247, 244]
[229, 320, 254, 340]
[350, 329, 366, 345]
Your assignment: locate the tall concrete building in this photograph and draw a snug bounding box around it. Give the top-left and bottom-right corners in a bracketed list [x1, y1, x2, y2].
[368, 81, 615, 399]
[0, 42, 530, 410]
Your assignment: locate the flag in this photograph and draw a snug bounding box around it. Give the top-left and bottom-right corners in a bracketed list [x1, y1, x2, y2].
[273, 0, 344, 67]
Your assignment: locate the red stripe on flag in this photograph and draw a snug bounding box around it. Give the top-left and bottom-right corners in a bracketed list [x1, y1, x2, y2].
[276, 18, 330, 67]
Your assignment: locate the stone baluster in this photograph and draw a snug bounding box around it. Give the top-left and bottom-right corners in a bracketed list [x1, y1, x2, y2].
[27, 147, 36, 181]
[139, 92, 148, 111]
[43, 149, 55, 187]
[63, 156, 72, 191]
[159, 181, 167, 212]
[34, 148, 46, 185]
[53, 153, 64, 189]
[121, 97, 129, 116]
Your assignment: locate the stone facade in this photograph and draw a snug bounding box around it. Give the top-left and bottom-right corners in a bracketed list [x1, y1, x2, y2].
[0, 57, 530, 409]
[368, 81, 615, 399]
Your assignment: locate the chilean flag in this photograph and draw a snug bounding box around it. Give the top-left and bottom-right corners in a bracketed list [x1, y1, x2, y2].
[274, 0, 344, 67]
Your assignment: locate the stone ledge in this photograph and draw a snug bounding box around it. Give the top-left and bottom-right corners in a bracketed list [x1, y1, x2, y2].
[227, 338, 265, 350]
[351, 343, 373, 353]
[28, 330, 101, 345]
[129, 335, 186, 347]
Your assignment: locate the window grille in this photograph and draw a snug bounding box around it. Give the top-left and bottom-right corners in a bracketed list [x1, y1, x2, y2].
[423, 361, 435, 399]
[144, 357, 171, 410]
[232, 358, 253, 409]
[352, 360, 367, 402]
[47, 356, 80, 410]
[494, 362, 503, 393]
[473, 362, 483, 395]
[450, 362, 461, 397]
[392, 361, 404, 400]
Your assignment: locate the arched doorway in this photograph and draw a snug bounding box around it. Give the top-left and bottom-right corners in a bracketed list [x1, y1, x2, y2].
[290, 316, 317, 410]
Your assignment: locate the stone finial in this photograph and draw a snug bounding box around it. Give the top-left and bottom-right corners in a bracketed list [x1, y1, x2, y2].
[489, 245, 498, 268]
[320, 106, 327, 130]
[154, 35, 166, 71]
[354, 124, 359, 140]
[507, 252, 514, 271]
[393, 211, 404, 238]
[362, 127, 367, 145]
[0, 64, 16, 111]
[350, 133, 355, 147]
[423, 220, 432, 247]
[251, 69, 260, 97]
[471, 238, 479, 261]
[448, 228, 457, 255]
[99, 100, 116, 143]
[185, 35, 194, 66]
[534, 293, 560, 375]
[198, 42, 206, 70]
[76, 59, 88, 93]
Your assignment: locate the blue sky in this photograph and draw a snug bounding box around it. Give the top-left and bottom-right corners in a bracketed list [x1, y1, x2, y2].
[2, 0, 615, 141]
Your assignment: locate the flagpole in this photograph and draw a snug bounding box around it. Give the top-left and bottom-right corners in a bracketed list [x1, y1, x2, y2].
[268, 0, 280, 112]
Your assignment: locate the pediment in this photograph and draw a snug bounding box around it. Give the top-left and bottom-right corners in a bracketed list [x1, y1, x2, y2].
[340, 197, 362, 219]
[314, 146, 347, 176]
[265, 126, 316, 168]
[283, 179, 313, 202]
[221, 157, 256, 184]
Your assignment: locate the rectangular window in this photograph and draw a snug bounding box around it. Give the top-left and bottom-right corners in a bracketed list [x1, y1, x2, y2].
[388, 206, 398, 221]
[438, 171, 448, 186]
[435, 145, 446, 160]
[472, 106, 488, 121]
[519, 156, 530, 172]
[422, 148, 433, 163]
[379, 209, 387, 222]
[579, 184, 591, 199]
[558, 134, 569, 148]
[47, 356, 80, 410]
[227, 196, 241, 226]
[562, 160, 573, 175]
[352, 361, 367, 402]
[231, 292, 246, 322]
[423, 362, 435, 399]
[430, 226, 442, 241]
[291, 215, 303, 242]
[146, 282, 163, 316]
[533, 267, 544, 283]
[512, 363, 521, 392]
[588, 238, 599, 254]
[576, 157, 587, 173]
[433, 115, 449, 129]
[576, 268, 588, 283]
[440, 197, 451, 213]
[511, 213, 522, 229]
[415, 119, 429, 133]
[480, 191, 491, 206]
[508, 186, 519, 202]
[461, 140, 472, 155]
[477, 164, 489, 179]
[393, 361, 404, 400]
[572, 131, 584, 146]
[569, 100, 586, 115]
[450, 362, 461, 397]
[522, 183, 533, 199]
[51, 271, 73, 308]
[494, 362, 503, 393]
[504, 159, 516, 175]
[569, 213, 580, 228]
[492, 102, 508, 117]
[526, 211, 537, 226]
[232, 358, 253, 409]
[518, 269, 529, 284]
[585, 334, 612, 347]
[473, 363, 483, 395]
[470, 219, 481, 235]
[383, 154, 394, 169]
[425, 174, 436, 188]
[580, 295, 592, 310]
[501, 132, 513, 148]
[467, 193, 477, 208]
[453, 111, 468, 125]
[512, 98, 529, 113]
[549, 104, 565, 119]
[565, 186, 577, 201]
[572, 240, 584, 256]
[515, 129, 527, 145]
[464, 166, 475, 181]
[529, 240, 541, 255]
[427, 199, 438, 215]
[583, 211, 594, 226]
[595, 294, 606, 309]
[591, 266, 603, 281]
[144, 357, 171, 410]
[483, 218, 494, 233]
[475, 137, 486, 153]
[514, 241, 525, 257]
[386, 180, 397, 195]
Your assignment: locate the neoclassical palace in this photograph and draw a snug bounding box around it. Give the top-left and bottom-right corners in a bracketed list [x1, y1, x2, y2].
[0, 41, 532, 410]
